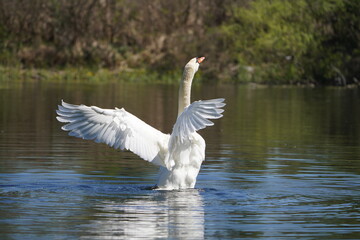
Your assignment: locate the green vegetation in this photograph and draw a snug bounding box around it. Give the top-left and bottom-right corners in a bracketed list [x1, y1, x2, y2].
[223, 0, 360, 85]
[0, 66, 183, 84]
[0, 0, 359, 85]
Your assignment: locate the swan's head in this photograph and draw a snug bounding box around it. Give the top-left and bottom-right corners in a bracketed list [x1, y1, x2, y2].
[185, 57, 205, 73]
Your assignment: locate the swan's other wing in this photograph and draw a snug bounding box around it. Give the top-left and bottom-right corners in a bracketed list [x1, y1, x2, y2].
[56, 100, 169, 166]
[172, 98, 225, 141]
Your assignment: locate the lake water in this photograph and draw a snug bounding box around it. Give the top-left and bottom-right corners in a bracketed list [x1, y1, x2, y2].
[0, 80, 359, 239]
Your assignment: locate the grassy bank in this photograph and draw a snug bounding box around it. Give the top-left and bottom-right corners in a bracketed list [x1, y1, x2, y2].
[0, 66, 185, 84]
[2, 66, 359, 88]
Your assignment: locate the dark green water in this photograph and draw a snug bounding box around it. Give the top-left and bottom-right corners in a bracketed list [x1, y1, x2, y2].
[0, 80, 359, 239]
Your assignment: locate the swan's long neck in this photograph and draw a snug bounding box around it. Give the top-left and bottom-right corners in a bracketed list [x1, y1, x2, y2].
[178, 67, 195, 117]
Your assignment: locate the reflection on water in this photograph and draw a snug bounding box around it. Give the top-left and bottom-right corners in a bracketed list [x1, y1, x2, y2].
[85, 190, 204, 239]
[0, 81, 360, 239]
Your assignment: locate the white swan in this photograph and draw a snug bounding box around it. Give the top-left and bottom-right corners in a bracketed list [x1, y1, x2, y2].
[56, 57, 225, 190]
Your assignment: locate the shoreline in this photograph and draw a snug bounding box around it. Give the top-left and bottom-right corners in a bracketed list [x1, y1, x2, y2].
[0, 66, 359, 88]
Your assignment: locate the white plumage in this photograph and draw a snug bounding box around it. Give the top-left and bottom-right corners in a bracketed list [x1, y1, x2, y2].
[56, 57, 225, 190]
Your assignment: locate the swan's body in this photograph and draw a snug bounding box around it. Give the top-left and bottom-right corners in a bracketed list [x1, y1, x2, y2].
[56, 57, 225, 190]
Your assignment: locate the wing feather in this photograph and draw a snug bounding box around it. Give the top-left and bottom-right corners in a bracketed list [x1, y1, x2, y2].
[172, 98, 225, 141]
[56, 100, 169, 166]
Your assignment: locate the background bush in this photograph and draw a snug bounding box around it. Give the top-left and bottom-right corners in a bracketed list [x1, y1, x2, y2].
[0, 0, 358, 85]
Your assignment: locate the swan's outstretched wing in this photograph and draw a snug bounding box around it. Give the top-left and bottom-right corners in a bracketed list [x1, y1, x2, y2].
[56, 100, 169, 166]
[172, 98, 225, 141]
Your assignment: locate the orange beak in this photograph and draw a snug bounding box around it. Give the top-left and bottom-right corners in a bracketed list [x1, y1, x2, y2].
[197, 57, 205, 64]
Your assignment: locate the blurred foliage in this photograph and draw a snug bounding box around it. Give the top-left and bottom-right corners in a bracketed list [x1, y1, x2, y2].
[222, 0, 360, 85]
[0, 0, 358, 85]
